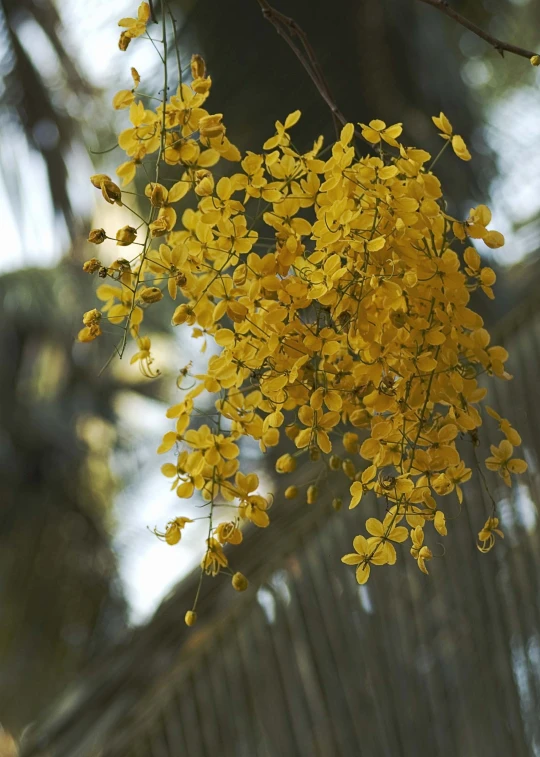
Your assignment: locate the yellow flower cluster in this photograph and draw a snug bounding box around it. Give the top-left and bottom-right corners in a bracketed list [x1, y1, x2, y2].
[81, 2, 527, 616]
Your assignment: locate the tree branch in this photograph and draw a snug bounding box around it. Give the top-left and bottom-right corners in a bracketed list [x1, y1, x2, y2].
[255, 0, 367, 143]
[256, 0, 538, 149]
[416, 0, 539, 61]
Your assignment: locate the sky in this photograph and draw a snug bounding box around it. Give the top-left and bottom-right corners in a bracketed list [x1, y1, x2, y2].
[1, 0, 540, 623]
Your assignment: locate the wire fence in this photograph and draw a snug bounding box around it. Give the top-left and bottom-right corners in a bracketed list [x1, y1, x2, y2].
[21, 296, 540, 757]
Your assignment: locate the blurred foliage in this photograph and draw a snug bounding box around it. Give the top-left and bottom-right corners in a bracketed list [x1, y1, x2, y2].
[0, 263, 131, 733]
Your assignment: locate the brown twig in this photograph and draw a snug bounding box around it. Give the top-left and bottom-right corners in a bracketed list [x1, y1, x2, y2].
[257, 0, 538, 146]
[255, 0, 367, 143]
[148, 0, 158, 25]
[416, 0, 538, 61]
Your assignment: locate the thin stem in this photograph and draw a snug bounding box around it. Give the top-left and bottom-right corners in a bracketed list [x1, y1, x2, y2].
[416, 0, 539, 61]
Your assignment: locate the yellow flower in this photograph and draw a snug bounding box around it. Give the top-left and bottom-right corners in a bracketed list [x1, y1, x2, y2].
[477, 517, 504, 553]
[485, 406, 521, 446]
[365, 512, 408, 564]
[215, 520, 243, 545]
[341, 535, 373, 584]
[485, 440, 527, 487]
[410, 527, 432, 574]
[153, 516, 193, 546]
[451, 134, 471, 161]
[118, 2, 151, 44]
[202, 538, 228, 575]
[295, 406, 340, 454]
[348, 465, 376, 509]
[432, 111, 453, 136]
[83, 13, 528, 608]
[359, 119, 402, 146]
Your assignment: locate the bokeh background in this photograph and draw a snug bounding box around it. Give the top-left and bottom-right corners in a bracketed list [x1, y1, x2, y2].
[1, 0, 540, 754]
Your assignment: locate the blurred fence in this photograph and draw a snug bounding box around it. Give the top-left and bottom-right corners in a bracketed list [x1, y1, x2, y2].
[21, 294, 540, 757]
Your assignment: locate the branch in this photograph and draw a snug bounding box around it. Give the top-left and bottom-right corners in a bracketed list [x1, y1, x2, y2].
[255, 0, 368, 144]
[417, 0, 539, 61]
[148, 0, 158, 25]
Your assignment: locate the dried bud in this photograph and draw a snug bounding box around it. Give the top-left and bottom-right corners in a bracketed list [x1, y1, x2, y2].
[140, 287, 163, 304]
[232, 572, 249, 592]
[98, 267, 108, 278]
[90, 174, 110, 189]
[78, 309, 102, 342]
[332, 498, 342, 511]
[112, 258, 131, 271]
[149, 217, 169, 237]
[284, 486, 298, 500]
[119, 31, 131, 51]
[116, 225, 137, 246]
[101, 180, 122, 205]
[199, 114, 225, 139]
[306, 485, 318, 505]
[175, 272, 187, 288]
[83, 308, 101, 326]
[309, 447, 320, 461]
[191, 54, 206, 80]
[88, 228, 107, 245]
[83, 257, 101, 274]
[184, 610, 197, 627]
[131, 67, 141, 86]
[150, 183, 167, 208]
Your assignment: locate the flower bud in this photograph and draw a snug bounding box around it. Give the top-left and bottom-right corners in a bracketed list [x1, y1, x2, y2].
[342, 459, 356, 479]
[116, 225, 137, 246]
[88, 228, 107, 244]
[342, 432, 359, 454]
[275, 453, 296, 473]
[285, 424, 300, 441]
[284, 485, 298, 499]
[306, 485, 318, 504]
[332, 497, 342, 511]
[140, 287, 163, 304]
[329, 455, 341, 471]
[531, 55, 540, 66]
[309, 447, 320, 461]
[232, 572, 249, 592]
[83, 257, 101, 273]
[184, 610, 197, 626]
[199, 114, 225, 139]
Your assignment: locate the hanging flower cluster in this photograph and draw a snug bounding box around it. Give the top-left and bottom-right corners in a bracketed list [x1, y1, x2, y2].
[81, 2, 527, 621]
